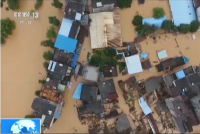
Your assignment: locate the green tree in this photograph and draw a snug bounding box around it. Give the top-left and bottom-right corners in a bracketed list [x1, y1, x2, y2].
[118, 62, 126, 72]
[190, 20, 200, 33]
[51, 0, 63, 9]
[1, 2, 3, 7]
[7, 0, 19, 10]
[35, 90, 41, 96]
[107, 49, 116, 57]
[161, 20, 172, 32]
[38, 79, 46, 85]
[172, 25, 179, 33]
[153, 7, 165, 19]
[25, 115, 33, 118]
[48, 16, 60, 26]
[43, 51, 54, 60]
[1, 37, 5, 45]
[142, 24, 157, 36]
[1, 18, 15, 38]
[41, 39, 54, 48]
[179, 24, 190, 34]
[119, 0, 132, 9]
[35, 0, 43, 10]
[46, 26, 56, 39]
[43, 61, 49, 71]
[132, 15, 143, 26]
[135, 25, 143, 35]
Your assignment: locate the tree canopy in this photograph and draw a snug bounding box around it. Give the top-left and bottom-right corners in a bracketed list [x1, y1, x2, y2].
[119, 0, 132, 9]
[1, 18, 15, 38]
[179, 24, 190, 34]
[161, 20, 172, 32]
[43, 61, 49, 71]
[190, 20, 200, 33]
[132, 15, 143, 26]
[118, 62, 126, 72]
[1, 37, 5, 45]
[35, 0, 43, 9]
[153, 7, 165, 19]
[38, 80, 46, 85]
[51, 0, 63, 9]
[43, 51, 54, 60]
[49, 16, 60, 26]
[41, 39, 54, 48]
[46, 26, 56, 39]
[7, 0, 19, 10]
[142, 24, 157, 36]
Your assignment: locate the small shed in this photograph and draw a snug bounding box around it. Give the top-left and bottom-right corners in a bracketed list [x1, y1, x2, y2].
[141, 59, 152, 70]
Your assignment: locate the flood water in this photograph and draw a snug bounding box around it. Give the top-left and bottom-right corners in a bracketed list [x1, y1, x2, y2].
[1, 0, 200, 133]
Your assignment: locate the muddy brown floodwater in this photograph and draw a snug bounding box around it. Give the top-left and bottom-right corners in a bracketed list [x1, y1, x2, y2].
[2, 0, 200, 133]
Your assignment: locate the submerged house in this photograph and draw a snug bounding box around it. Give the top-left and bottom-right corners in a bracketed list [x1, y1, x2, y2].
[144, 77, 161, 92]
[31, 98, 63, 132]
[98, 79, 118, 101]
[142, 16, 167, 28]
[91, 0, 118, 13]
[165, 96, 199, 133]
[116, 114, 132, 133]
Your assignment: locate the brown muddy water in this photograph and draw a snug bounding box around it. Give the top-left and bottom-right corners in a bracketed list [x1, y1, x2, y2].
[1, 0, 200, 133]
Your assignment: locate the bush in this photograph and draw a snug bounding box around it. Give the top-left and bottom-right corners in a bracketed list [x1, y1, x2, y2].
[132, 15, 143, 26]
[1, 37, 5, 44]
[30, 10, 36, 17]
[118, 62, 126, 72]
[119, 0, 132, 9]
[35, 90, 41, 96]
[153, 7, 165, 19]
[48, 16, 60, 26]
[1, 2, 3, 7]
[25, 115, 33, 118]
[1, 18, 15, 38]
[7, 0, 19, 10]
[142, 24, 157, 36]
[51, 0, 63, 9]
[172, 25, 179, 33]
[41, 39, 54, 48]
[35, 0, 43, 10]
[135, 25, 143, 35]
[43, 51, 54, 60]
[38, 80, 46, 85]
[161, 20, 172, 32]
[179, 24, 190, 34]
[190, 20, 200, 33]
[46, 26, 56, 39]
[43, 61, 49, 71]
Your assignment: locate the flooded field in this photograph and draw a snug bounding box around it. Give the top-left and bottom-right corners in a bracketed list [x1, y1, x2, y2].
[2, 0, 200, 133]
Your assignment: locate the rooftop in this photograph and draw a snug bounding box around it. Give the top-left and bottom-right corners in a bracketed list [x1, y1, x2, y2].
[75, 63, 84, 76]
[103, 65, 118, 77]
[142, 16, 167, 28]
[144, 77, 161, 92]
[53, 49, 74, 66]
[91, 0, 118, 8]
[48, 60, 68, 76]
[80, 84, 98, 102]
[82, 66, 99, 82]
[40, 85, 65, 104]
[98, 79, 118, 101]
[138, 97, 152, 115]
[45, 72, 62, 88]
[77, 101, 103, 116]
[116, 114, 132, 133]
[77, 26, 88, 44]
[89, 11, 122, 49]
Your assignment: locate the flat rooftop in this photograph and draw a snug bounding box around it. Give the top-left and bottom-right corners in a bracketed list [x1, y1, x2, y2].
[83, 66, 99, 82]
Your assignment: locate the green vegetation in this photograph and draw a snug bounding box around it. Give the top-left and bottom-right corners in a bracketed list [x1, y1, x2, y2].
[41, 39, 54, 48]
[132, 15, 143, 26]
[46, 26, 56, 39]
[171, 25, 179, 33]
[38, 80, 46, 85]
[51, 0, 63, 9]
[1, 2, 3, 7]
[153, 7, 165, 19]
[119, 0, 132, 9]
[43, 61, 49, 71]
[161, 20, 172, 32]
[1, 37, 5, 45]
[190, 20, 200, 33]
[5, 7, 9, 11]
[135, 25, 143, 35]
[43, 51, 54, 60]
[35, 90, 41, 96]
[1, 18, 15, 43]
[179, 24, 190, 34]
[142, 24, 157, 36]
[25, 115, 33, 118]
[30, 10, 36, 17]
[7, 0, 19, 10]
[89, 49, 117, 71]
[48, 16, 61, 26]
[118, 62, 126, 72]
[35, 0, 43, 10]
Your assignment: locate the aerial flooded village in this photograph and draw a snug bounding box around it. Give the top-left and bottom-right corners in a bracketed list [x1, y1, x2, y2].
[2, 0, 200, 133]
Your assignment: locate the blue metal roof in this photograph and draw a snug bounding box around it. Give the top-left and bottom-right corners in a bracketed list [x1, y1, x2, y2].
[142, 16, 167, 28]
[71, 54, 79, 67]
[176, 70, 186, 79]
[54, 34, 78, 53]
[138, 97, 152, 115]
[73, 83, 83, 100]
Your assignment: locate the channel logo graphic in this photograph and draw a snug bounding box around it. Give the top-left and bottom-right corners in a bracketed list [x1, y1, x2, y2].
[1, 118, 41, 133]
